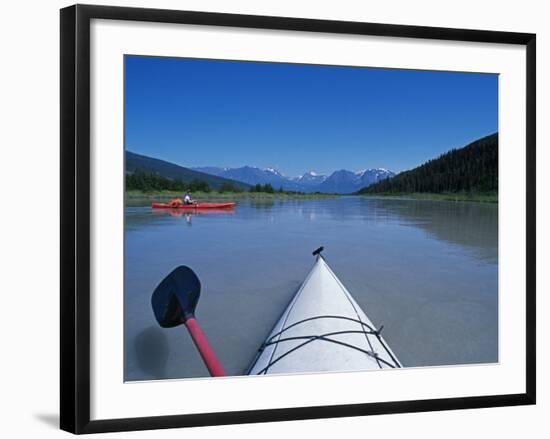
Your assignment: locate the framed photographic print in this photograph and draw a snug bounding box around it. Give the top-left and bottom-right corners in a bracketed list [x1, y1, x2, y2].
[60, 4, 536, 434]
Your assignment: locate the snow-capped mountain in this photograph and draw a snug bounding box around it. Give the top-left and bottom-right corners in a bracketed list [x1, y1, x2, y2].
[293, 171, 328, 187]
[318, 168, 395, 194]
[317, 170, 358, 194]
[192, 166, 301, 191]
[264, 167, 284, 177]
[192, 166, 394, 193]
[357, 168, 395, 188]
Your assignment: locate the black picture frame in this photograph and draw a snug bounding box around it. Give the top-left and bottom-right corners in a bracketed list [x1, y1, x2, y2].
[60, 4, 536, 434]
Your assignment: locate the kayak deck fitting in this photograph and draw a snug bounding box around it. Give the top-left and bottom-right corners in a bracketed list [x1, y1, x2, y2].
[247, 248, 401, 375]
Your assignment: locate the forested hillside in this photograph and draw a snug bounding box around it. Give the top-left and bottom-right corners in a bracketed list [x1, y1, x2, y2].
[126, 151, 250, 191]
[359, 133, 498, 195]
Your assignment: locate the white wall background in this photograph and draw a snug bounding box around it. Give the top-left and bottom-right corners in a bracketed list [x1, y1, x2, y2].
[0, 0, 546, 437]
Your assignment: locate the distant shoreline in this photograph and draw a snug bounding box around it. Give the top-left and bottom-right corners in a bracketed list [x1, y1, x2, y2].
[126, 190, 497, 204]
[125, 190, 339, 201]
[359, 192, 498, 203]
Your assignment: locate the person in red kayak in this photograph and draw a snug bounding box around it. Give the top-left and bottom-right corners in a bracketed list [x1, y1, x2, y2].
[183, 190, 196, 205]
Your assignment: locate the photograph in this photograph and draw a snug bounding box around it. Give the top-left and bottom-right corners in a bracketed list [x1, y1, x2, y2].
[123, 55, 499, 381]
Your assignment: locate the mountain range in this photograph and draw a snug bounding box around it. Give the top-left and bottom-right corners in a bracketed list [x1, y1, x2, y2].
[127, 133, 496, 196]
[192, 166, 395, 194]
[126, 150, 395, 194]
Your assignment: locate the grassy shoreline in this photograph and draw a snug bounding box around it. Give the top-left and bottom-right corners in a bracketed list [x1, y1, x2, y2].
[126, 190, 338, 201]
[126, 190, 497, 204]
[359, 192, 498, 203]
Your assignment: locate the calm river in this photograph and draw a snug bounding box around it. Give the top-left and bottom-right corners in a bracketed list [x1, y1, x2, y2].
[124, 196, 498, 381]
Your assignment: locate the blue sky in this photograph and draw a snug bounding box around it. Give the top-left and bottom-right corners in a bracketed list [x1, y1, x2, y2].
[125, 56, 497, 176]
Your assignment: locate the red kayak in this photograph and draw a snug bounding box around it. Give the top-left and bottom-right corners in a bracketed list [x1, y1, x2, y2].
[151, 202, 236, 210]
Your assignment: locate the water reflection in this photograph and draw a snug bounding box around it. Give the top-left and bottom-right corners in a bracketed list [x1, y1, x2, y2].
[127, 197, 497, 263]
[249, 199, 275, 210]
[356, 198, 498, 264]
[152, 208, 236, 218]
[133, 327, 169, 379]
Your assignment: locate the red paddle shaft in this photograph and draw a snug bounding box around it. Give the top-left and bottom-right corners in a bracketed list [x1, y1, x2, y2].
[184, 317, 226, 377]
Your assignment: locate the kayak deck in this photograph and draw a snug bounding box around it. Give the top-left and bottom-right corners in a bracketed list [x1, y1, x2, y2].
[151, 202, 236, 209]
[248, 255, 401, 375]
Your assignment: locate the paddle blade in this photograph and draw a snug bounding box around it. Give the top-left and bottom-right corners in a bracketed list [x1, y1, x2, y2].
[151, 266, 201, 328]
